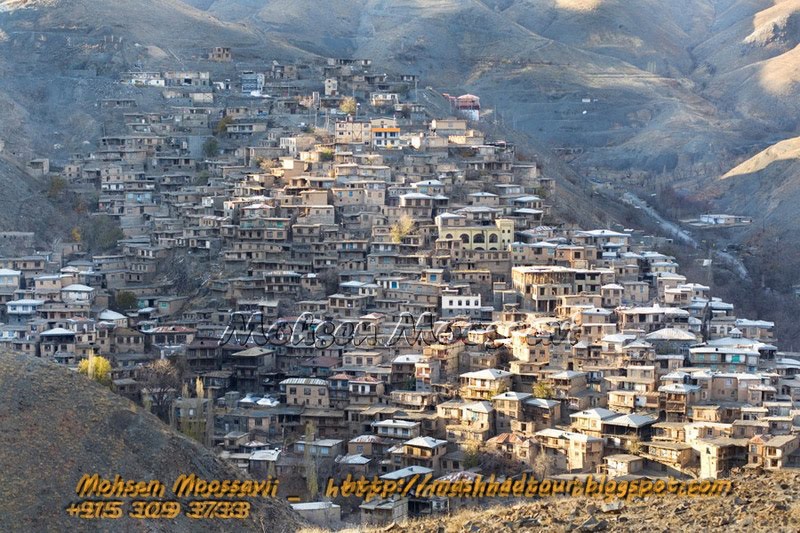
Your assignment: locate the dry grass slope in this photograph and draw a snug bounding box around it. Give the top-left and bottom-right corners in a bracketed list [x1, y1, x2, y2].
[317, 470, 800, 533]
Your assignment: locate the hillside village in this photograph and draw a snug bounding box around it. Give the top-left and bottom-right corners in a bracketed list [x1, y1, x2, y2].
[1, 49, 799, 527]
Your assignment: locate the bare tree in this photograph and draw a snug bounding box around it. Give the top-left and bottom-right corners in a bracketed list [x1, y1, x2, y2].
[304, 421, 319, 500]
[626, 436, 642, 455]
[532, 446, 556, 478]
[140, 359, 181, 422]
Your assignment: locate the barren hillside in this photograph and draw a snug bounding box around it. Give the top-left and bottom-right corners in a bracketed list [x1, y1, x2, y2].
[707, 136, 800, 254]
[693, 0, 800, 130]
[0, 353, 303, 533]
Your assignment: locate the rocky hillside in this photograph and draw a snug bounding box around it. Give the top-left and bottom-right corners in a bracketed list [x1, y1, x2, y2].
[349, 470, 800, 533]
[0, 353, 303, 533]
[0, 155, 69, 237]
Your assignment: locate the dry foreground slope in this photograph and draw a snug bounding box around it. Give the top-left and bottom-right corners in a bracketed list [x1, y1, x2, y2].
[344, 470, 800, 533]
[0, 354, 302, 533]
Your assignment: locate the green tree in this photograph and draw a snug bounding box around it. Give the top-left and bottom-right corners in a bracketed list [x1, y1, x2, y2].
[202, 137, 219, 158]
[258, 157, 277, 172]
[214, 115, 234, 135]
[77, 355, 112, 386]
[47, 176, 67, 199]
[492, 382, 509, 396]
[115, 291, 137, 311]
[194, 171, 210, 186]
[319, 269, 340, 295]
[463, 441, 482, 469]
[532, 447, 555, 478]
[179, 378, 209, 445]
[80, 215, 123, 252]
[626, 436, 642, 455]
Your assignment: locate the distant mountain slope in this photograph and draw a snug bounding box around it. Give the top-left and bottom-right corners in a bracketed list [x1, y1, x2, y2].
[504, 0, 713, 75]
[0, 353, 302, 533]
[693, 0, 800, 130]
[208, 0, 733, 172]
[710, 136, 800, 230]
[722, 135, 800, 179]
[0, 0, 258, 44]
[4, 0, 800, 177]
